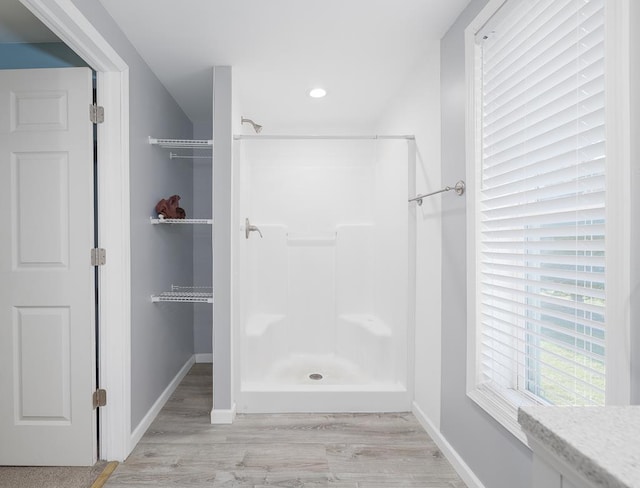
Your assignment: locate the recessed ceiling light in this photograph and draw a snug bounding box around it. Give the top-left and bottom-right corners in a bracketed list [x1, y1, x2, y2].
[309, 88, 327, 98]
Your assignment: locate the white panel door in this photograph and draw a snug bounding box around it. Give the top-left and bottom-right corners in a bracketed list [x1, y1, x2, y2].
[0, 68, 96, 466]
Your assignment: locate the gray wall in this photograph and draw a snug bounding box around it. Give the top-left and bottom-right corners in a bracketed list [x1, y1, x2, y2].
[70, 0, 195, 431]
[439, 1, 533, 486]
[631, 0, 640, 406]
[193, 120, 213, 356]
[213, 66, 233, 410]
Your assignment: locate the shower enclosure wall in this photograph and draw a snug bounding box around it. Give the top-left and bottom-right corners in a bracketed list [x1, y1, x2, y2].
[233, 137, 414, 413]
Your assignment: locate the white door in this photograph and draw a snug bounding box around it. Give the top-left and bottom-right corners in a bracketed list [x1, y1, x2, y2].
[0, 67, 96, 466]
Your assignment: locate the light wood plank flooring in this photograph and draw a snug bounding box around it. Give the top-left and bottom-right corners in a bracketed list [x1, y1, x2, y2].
[106, 364, 466, 488]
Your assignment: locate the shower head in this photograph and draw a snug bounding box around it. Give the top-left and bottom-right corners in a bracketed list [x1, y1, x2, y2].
[241, 117, 263, 134]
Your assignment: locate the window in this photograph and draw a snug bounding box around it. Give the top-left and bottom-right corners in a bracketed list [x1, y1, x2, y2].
[466, 0, 631, 442]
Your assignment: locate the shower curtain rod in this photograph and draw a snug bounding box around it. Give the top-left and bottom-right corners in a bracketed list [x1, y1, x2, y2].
[408, 180, 466, 206]
[233, 134, 415, 140]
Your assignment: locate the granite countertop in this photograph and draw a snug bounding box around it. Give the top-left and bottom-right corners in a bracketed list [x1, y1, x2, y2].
[518, 406, 640, 488]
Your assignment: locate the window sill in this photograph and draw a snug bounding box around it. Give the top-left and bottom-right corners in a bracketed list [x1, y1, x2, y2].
[467, 384, 539, 447]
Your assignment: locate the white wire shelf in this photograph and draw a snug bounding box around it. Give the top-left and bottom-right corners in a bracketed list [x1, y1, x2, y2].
[151, 286, 213, 304]
[148, 137, 213, 149]
[150, 217, 212, 225]
[169, 152, 211, 160]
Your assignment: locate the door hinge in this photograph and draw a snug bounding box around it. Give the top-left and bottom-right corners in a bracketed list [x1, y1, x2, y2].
[91, 248, 106, 266]
[93, 388, 107, 409]
[90, 103, 104, 124]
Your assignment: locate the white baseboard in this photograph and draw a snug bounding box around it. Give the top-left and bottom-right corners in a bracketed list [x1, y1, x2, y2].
[195, 353, 213, 363]
[211, 403, 236, 424]
[412, 401, 486, 488]
[129, 355, 196, 451]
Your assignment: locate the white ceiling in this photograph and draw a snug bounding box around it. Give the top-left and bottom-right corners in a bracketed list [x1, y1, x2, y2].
[98, 0, 471, 133]
[0, 1, 471, 132]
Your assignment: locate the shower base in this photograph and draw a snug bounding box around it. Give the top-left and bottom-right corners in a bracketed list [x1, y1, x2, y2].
[237, 354, 411, 413]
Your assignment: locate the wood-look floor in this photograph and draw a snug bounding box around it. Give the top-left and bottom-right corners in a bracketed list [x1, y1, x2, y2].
[106, 364, 466, 488]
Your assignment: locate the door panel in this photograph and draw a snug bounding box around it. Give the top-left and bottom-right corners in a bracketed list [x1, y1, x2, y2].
[0, 67, 95, 466]
[15, 306, 71, 422]
[13, 152, 69, 267]
[10, 90, 69, 132]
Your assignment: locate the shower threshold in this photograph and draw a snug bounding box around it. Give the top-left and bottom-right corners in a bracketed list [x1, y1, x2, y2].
[237, 386, 411, 414]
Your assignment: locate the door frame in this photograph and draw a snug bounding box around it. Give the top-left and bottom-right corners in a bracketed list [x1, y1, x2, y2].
[20, 0, 131, 461]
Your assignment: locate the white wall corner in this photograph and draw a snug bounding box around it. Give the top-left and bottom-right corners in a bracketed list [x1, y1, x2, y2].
[195, 353, 213, 363]
[128, 356, 195, 451]
[412, 402, 486, 488]
[210, 404, 237, 424]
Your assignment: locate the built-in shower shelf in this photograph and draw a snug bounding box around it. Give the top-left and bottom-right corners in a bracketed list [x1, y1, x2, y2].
[150, 217, 212, 225]
[151, 286, 213, 304]
[149, 137, 213, 149]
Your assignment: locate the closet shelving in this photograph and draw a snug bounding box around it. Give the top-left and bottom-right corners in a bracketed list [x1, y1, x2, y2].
[169, 152, 211, 160]
[149, 137, 214, 161]
[150, 217, 213, 225]
[148, 137, 213, 148]
[151, 285, 213, 304]
[149, 136, 213, 304]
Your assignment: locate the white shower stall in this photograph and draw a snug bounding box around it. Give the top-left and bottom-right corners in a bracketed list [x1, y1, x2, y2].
[233, 137, 415, 412]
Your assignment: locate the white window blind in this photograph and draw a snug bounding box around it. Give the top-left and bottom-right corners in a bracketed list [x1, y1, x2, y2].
[477, 0, 606, 406]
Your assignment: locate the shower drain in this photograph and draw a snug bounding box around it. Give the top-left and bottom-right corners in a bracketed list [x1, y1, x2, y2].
[308, 373, 324, 381]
